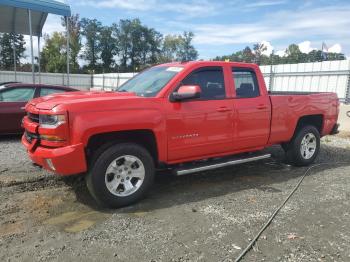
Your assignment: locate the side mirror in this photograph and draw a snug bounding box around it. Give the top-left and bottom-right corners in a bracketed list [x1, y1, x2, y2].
[171, 85, 201, 102]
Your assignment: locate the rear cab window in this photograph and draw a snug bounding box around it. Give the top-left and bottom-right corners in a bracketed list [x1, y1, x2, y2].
[232, 68, 260, 98]
[181, 66, 226, 100]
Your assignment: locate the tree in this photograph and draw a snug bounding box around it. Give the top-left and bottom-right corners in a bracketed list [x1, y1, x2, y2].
[80, 18, 102, 70]
[0, 33, 26, 70]
[253, 43, 267, 65]
[99, 26, 117, 72]
[161, 34, 184, 62]
[114, 19, 131, 71]
[213, 42, 346, 66]
[326, 52, 345, 61]
[242, 46, 254, 63]
[177, 31, 198, 61]
[40, 32, 67, 73]
[128, 19, 145, 69]
[143, 28, 162, 66]
[285, 44, 303, 63]
[61, 14, 82, 72]
[114, 18, 163, 71]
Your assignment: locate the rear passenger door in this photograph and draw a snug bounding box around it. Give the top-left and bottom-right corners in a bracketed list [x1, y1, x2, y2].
[231, 67, 271, 150]
[0, 87, 37, 133]
[166, 66, 234, 162]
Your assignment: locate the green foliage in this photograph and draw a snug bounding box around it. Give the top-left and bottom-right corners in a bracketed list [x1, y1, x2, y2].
[0, 33, 26, 70]
[160, 32, 198, 63]
[160, 34, 183, 62]
[253, 43, 267, 65]
[0, 15, 199, 73]
[99, 26, 117, 72]
[80, 18, 103, 70]
[40, 32, 67, 73]
[177, 32, 198, 62]
[215, 43, 346, 65]
[113, 18, 163, 72]
[61, 14, 82, 73]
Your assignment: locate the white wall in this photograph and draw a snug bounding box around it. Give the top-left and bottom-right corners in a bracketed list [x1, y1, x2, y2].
[92, 73, 136, 90]
[0, 71, 92, 90]
[260, 60, 350, 100]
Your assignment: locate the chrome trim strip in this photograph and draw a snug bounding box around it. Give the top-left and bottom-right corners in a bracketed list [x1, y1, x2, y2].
[176, 154, 271, 176]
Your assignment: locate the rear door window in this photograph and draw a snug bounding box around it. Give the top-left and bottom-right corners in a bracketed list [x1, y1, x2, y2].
[40, 88, 66, 97]
[232, 68, 260, 98]
[0, 87, 35, 102]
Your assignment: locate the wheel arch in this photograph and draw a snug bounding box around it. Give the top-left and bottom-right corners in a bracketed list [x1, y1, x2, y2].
[86, 129, 159, 166]
[293, 114, 324, 137]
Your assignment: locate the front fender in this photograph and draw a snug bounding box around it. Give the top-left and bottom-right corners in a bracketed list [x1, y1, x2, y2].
[69, 109, 168, 162]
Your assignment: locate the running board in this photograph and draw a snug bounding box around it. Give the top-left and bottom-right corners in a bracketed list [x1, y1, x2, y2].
[175, 154, 271, 176]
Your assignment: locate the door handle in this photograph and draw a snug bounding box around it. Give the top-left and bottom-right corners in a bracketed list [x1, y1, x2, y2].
[216, 107, 231, 112]
[256, 104, 268, 110]
[20, 107, 25, 110]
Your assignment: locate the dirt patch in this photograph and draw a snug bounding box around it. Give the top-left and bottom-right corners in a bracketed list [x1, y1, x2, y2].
[0, 220, 25, 238]
[0, 135, 349, 261]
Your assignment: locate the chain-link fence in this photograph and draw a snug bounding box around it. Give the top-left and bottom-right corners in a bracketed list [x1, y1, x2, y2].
[0, 71, 92, 90]
[260, 60, 350, 102]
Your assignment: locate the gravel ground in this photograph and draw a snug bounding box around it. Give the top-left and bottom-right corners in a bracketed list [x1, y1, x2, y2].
[0, 134, 349, 262]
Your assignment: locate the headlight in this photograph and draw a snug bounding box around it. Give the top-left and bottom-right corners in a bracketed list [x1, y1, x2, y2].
[39, 114, 66, 128]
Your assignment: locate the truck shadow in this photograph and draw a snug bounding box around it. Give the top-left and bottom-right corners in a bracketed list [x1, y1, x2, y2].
[69, 143, 350, 213]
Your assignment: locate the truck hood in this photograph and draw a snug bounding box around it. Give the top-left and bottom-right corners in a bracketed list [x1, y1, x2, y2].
[28, 91, 138, 110]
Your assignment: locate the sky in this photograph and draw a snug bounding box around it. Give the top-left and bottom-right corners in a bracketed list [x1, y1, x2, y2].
[25, 0, 350, 60]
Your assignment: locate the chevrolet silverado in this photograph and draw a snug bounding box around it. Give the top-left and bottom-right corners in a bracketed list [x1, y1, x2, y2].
[22, 61, 339, 208]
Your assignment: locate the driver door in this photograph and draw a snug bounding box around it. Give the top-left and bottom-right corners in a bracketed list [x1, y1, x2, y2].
[166, 66, 234, 162]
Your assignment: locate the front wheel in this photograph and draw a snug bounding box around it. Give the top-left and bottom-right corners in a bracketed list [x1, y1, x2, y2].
[284, 126, 320, 166]
[86, 143, 155, 208]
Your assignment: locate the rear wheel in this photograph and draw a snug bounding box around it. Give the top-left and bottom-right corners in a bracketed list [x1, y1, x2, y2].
[284, 125, 320, 166]
[86, 143, 155, 208]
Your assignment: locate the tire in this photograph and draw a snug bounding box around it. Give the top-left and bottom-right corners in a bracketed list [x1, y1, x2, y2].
[86, 143, 155, 208]
[280, 142, 290, 152]
[285, 125, 320, 166]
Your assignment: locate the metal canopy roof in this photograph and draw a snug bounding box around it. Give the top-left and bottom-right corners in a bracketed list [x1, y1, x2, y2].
[0, 0, 71, 36]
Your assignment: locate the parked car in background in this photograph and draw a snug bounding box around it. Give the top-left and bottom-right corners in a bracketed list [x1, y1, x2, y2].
[0, 82, 20, 88]
[0, 83, 78, 134]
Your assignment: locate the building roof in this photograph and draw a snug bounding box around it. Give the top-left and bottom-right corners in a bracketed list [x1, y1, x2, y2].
[0, 0, 71, 36]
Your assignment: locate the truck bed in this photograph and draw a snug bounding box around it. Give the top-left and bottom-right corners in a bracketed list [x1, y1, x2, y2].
[267, 92, 339, 145]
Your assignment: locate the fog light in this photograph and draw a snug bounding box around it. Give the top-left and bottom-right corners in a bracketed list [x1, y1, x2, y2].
[40, 134, 65, 142]
[45, 159, 56, 171]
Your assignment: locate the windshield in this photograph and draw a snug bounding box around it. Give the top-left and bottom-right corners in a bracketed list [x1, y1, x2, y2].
[116, 66, 184, 97]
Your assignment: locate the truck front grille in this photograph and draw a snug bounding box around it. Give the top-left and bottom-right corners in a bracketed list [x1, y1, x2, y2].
[25, 131, 39, 143]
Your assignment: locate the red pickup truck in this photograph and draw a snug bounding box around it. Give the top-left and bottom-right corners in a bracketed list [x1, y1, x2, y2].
[22, 61, 339, 208]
